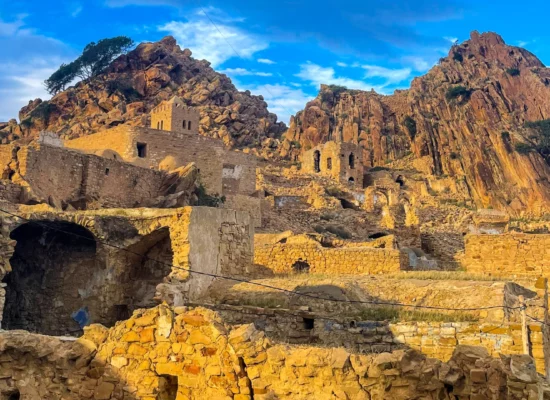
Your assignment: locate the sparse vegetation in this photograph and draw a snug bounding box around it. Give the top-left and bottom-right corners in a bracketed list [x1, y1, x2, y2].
[325, 185, 345, 197]
[326, 84, 348, 96]
[506, 68, 520, 77]
[514, 142, 534, 154]
[107, 79, 141, 101]
[195, 183, 226, 207]
[450, 152, 459, 160]
[403, 116, 417, 138]
[446, 85, 473, 102]
[357, 307, 477, 323]
[45, 36, 134, 95]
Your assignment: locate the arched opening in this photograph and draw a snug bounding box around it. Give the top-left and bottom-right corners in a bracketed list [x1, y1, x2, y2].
[3, 221, 98, 335]
[349, 153, 355, 169]
[160, 120, 164, 130]
[182, 120, 187, 129]
[326, 157, 332, 170]
[313, 151, 321, 173]
[348, 177, 355, 183]
[396, 175, 405, 187]
[292, 260, 310, 273]
[3, 222, 174, 336]
[188, 121, 192, 130]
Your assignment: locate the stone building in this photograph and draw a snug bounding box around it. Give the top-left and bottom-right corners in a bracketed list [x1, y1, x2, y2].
[301, 141, 364, 187]
[150, 96, 200, 134]
[65, 96, 263, 226]
[0, 206, 253, 336]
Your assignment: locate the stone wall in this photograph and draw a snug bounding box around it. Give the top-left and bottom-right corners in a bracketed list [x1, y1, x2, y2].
[207, 303, 549, 374]
[223, 194, 262, 228]
[421, 230, 465, 270]
[9, 144, 174, 209]
[0, 207, 253, 334]
[254, 235, 407, 274]
[150, 97, 199, 134]
[0, 180, 22, 203]
[301, 141, 364, 187]
[65, 126, 258, 198]
[0, 306, 547, 400]
[463, 233, 550, 276]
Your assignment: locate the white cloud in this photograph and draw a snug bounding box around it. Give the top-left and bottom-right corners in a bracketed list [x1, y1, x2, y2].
[362, 65, 411, 84]
[516, 40, 529, 47]
[257, 58, 275, 64]
[158, 8, 268, 67]
[0, 62, 62, 121]
[336, 62, 348, 67]
[0, 15, 25, 36]
[296, 62, 378, 92]
[71, 4, 83, 17]
[401, 56, 432, 72]
[444, 36, 458, 44]
[220, 67, 272, 77]
[244, 83, 313, 124]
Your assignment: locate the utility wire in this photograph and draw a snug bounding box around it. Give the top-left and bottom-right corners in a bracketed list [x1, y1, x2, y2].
[0, 206, 539, 315]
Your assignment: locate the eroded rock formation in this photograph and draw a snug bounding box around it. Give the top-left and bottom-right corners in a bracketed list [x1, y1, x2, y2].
[284, 31, 550, 215]
[2, 36, 286, 149]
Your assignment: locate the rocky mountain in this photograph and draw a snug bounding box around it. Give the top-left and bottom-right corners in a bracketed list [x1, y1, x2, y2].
[1, 36, 286, 148]
[283, 31, 550, 215]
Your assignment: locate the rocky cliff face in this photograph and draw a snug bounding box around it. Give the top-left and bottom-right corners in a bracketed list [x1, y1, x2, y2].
[284, 31, 550, 215]
[1, 36, 286, 149]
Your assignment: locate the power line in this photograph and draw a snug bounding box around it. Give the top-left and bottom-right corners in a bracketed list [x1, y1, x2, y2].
[0, 206, 536, 315]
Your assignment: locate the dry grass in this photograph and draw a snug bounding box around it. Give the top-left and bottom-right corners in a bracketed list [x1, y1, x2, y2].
[356, 306, 478, 323]
[386, 271, 514, 282]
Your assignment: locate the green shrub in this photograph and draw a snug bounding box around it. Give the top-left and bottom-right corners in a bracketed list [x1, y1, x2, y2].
[29, 101, 56, 121]
[501, 131, 511, 141]
[523, 119, 550, 163]
[506, 68, 520, 76]
[446, 85, 472, 102]
[403, 116, 417, 138]
[515, 142, 533, 154]
[325, 185, 345, 197]
[370, 166, 389, 172]
[452, 52, 463, 62]
[195, 183, 226, 207]
[450, 152, 459, 160]
[327, 84, 348, 96]
[290, 140, 301, 149]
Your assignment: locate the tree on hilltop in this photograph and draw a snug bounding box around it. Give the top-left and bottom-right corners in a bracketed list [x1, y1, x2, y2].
[45, 36, 134, 95]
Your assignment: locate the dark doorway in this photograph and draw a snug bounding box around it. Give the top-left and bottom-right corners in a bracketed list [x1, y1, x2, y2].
[314, 150, 321, 173]
[137, 142, 147, 158]
[396, 175, 405, 187]
[3, 221, 98, 335]
[292, 260, 310, 273]
[349, 153, 355, 169]
[158, 375, 178, 400]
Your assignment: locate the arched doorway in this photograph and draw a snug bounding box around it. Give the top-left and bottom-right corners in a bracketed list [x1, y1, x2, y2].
[2, 222, 174, 336]
[314, 151, 321, 173]
[3, 221, 98, 335]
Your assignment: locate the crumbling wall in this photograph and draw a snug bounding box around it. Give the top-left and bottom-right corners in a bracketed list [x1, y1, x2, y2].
[254, 236, 407, 274]
[0, 207, 253, 334]
[0, 181, 22, 203]
[209, 303, 548, 374]
[301, 141, 364, 187]
[222, 194, 262, 227]
[10, 144, 183, 209]
[0, 306, 547, 400]
[463, 233, 550, 276]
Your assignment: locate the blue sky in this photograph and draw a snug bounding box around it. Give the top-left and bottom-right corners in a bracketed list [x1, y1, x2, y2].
[0, 0, 549, 123]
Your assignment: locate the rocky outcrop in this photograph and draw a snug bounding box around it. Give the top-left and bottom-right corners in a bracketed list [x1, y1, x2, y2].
[285, 31, 550, 215]
[0, 306, 548, 399]
[2, 36, 286, 149]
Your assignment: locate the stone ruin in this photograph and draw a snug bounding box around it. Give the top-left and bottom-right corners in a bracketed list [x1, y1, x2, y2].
[0, 97, 550, 398]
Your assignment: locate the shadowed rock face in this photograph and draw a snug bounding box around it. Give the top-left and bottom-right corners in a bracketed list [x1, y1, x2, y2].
[284, 31, 550, 215]
[5, 36, 286, 148]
